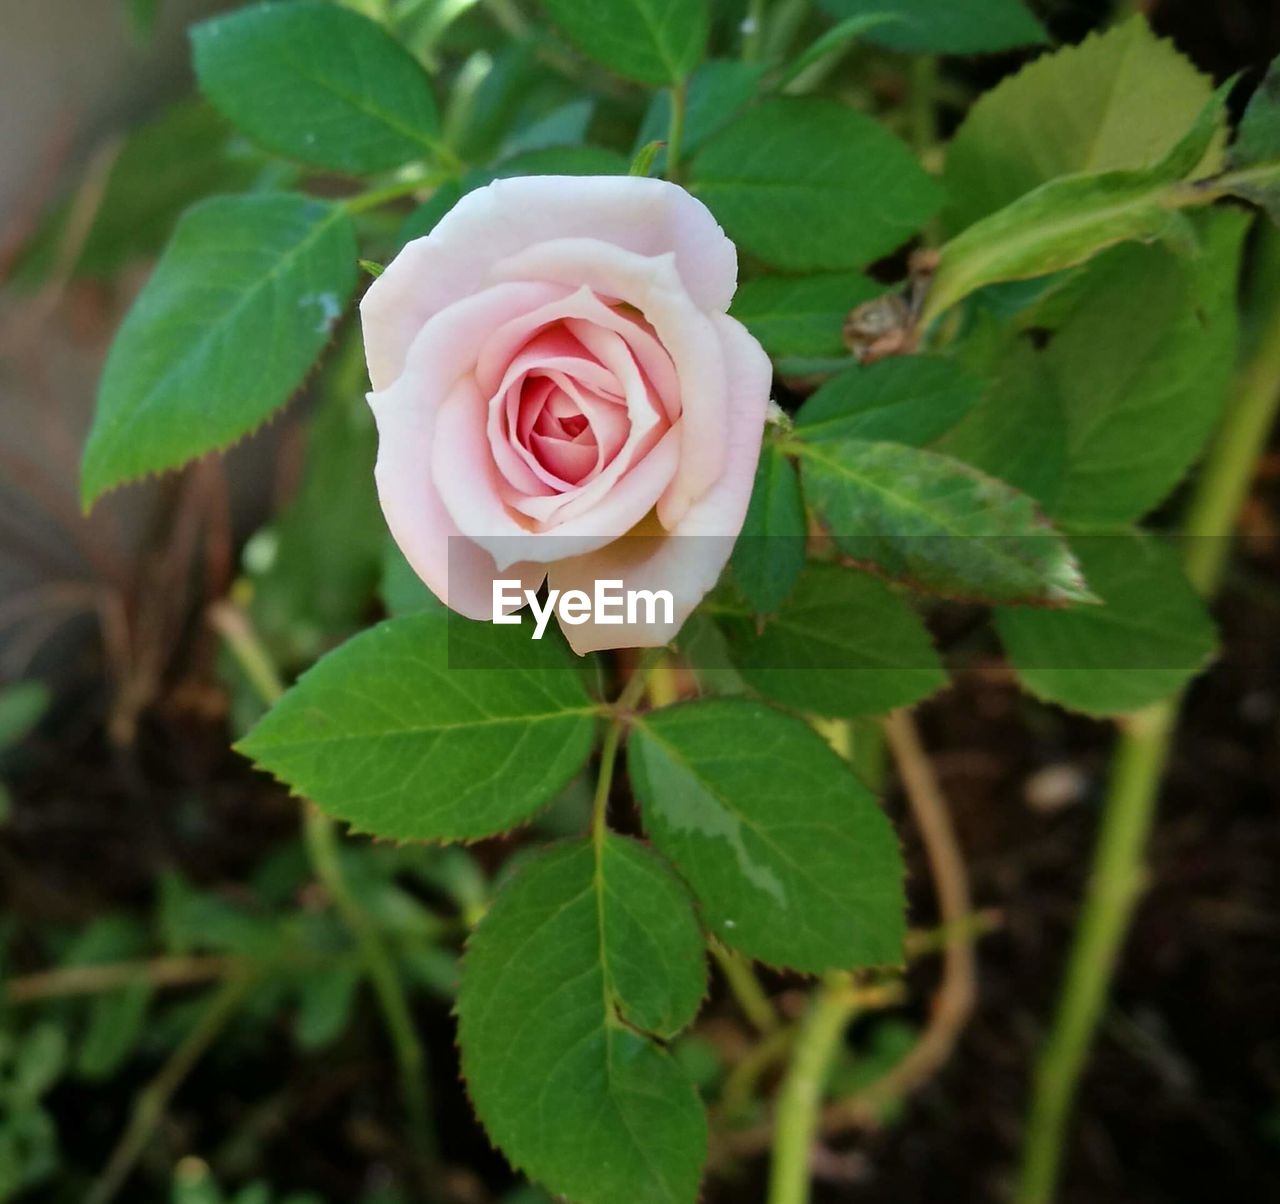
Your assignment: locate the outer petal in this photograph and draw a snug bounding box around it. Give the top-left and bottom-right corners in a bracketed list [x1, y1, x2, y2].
[548, 314, 772, 653]
[360, 175, 737, 390]
[368, 282, 562, 616]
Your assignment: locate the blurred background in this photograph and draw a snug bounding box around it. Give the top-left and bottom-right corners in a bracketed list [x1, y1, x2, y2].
[1, 1, 1278, 1202]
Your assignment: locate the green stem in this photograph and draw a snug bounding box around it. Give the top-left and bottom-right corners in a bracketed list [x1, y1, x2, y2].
[87, 971, 256, 1204]
[210, 602, 436, 1163]
[666, 82, 688, 182]
[711, 939, 781, 1035]
[1016, 226, 1280, 1204]
[767, 974, 860, 1204]
[743, 0, 767, 61]
[343, 171, 451, 215]
[909, 56, 939, 159]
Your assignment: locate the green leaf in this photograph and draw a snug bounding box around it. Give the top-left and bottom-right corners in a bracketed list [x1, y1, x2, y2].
[379, 538, 445, 617]
[76, 982, 151, 1080]
[717, 562, 944, 718]
[995, 532, 1216, 715]
[458, 836, 707, 1203]
[816, 0, 1045, 55]
[731, 441, 806, 614]
[248, 337, 384, 667]
[237, 613, 599, 842]
[776, 14, 906, 89]
[1227, 58, 1280, 223]
[294, 962, 362, 1049]
[796, 439, 1092, 605]
[690, 99, 941, 272]
[634, 59, 763, 173]
[12, 101, 266, 286]
[81, 193, 356, 506]
[630, 698, 906, 971]
[0, 682, 50, 750]
[192, 0, 442, 173]
[944, 211, 1247, 526]
[795, 355, 980, 446]
[542, 0, 709, 85]
[13, 1024, 66, 1100]
[730, 272, 879, 363]
[944, 17, 1222, 234]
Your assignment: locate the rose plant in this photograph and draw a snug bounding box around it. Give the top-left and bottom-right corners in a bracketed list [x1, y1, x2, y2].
[65, 1, 1280, 1202]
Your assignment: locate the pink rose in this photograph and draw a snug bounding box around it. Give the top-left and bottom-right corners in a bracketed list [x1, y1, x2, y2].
[359, 174, 771, 654]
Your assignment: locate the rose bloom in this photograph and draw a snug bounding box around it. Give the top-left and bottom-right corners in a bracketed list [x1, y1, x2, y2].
[360, 175, 771, 653]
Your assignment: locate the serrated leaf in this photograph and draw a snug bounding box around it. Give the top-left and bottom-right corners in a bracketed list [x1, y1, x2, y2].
[730, 272, 879, 362]
[690, 99, 941, 272]
[730, 442, 806, 614]
[237, 613, 599, 842]
[81, 193, 356, 506]
[542, 0, 709, 85]
[629, 698, 905, 971]
[634, 59, 763, 174]
[192, 1, 442, 173]
[995, 532, 1216, 715]
[796, 439, 1092, 604]
[944, 210, 1247, 526]
[816, 0, 1045, 55]
[716, 562, 945, 718]
[944, 17, 1222, 234]
[795, 355, 980, 446]
[458, 836, 706, 1203]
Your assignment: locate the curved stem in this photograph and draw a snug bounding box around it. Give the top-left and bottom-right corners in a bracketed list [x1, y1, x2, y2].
[1016, 226, 1280, 1204]
[209, 601, 435, 1162]
[712, 939, 781, 1035]
[86, 970, 256, 1204]
[767, 974, 860, 1204]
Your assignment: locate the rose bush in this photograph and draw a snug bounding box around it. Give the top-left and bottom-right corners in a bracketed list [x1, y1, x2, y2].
[359, 174, 771, 652]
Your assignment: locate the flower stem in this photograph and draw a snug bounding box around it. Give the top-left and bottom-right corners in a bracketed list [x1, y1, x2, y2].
[767, 973, 860, 1204]
[1016, 225, 1280, 1204]
[209, 601, 436, 1164]
[711, 939, 781, 1035]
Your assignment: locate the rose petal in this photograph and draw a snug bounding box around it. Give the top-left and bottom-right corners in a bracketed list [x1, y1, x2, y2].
[367, 281, 562, 614]
[360, 176, 737, 390]
[547, 313, 771, 653]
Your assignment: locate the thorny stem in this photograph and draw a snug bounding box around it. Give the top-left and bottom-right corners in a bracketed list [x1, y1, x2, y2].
[209, 602, 436, 1164]
[1016, 225, 1280, 1204]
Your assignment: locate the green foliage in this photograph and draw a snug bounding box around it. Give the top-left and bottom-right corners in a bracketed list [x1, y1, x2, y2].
[731, 440, 807, 614]
[794, 356, 980, 446]
[81, 193, 356, 506]
[13, 101, 266, 286]
[192, 1, 443, 174]
[629, 699, 906, 971]
[458, 837, 707, 1203]
[541, 0, 709, 85]
[795, 439, 1092, 605]
[944, 211, 1248, 525]
[943, 17, 1222, 233]
[730, 272, 879, 366]
[690, 99, 941, 271]
[634, 59, 762, 172]
[717, 563, 945, 717]
[817, 0, 1045, 55]
[996, 533, 1217, 715]
[1228, 59, 1280, 223]
[238, 614, 599, 842]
